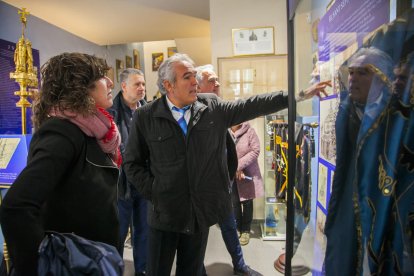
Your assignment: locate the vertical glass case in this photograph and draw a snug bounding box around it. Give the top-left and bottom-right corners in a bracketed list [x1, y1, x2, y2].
[262, 114, 287, 241]
[283, 1, 414, 275]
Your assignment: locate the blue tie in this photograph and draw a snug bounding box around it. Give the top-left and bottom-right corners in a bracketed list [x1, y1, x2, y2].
[173, 106, 190, 135]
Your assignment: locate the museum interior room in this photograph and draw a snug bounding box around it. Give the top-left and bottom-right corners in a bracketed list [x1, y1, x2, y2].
[0, 0, 413, 275]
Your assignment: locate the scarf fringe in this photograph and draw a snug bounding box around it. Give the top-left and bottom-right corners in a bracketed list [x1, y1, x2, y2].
[98, 107, 117, 143]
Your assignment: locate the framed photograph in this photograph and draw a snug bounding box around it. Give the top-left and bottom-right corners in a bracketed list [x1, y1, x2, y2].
[167, 47, 178, 57]
[152, 53, 164, 71]
[133, 49, 140, 69]
[316, 206, 327, 245]
[317, 163, 328, 209]
[232, 26, 275, 56]
[106, 67, 114, 86]
[319, 96, 339, 164]
[312, 18, 320, 43]
[326, 0, 336, 11]
[115, 59, 124, 82]
[125, 55, 132, 68]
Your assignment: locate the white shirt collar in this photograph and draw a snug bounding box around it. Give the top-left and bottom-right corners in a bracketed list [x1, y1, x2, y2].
[165, 95, 175, 111]
[165, 95, 192, 123]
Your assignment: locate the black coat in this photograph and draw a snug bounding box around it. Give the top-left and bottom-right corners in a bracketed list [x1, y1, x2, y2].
[0, 118, 120, 275]
[124, 92, 288, 233]
[226, 131, 238, 180]
[108, 92, 146, 199]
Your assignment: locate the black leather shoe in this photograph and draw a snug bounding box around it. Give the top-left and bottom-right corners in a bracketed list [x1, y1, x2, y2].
[233, 265, 262, 276]
[135, 272, 146, 276]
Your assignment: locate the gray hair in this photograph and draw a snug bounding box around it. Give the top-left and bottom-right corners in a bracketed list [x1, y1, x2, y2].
[347, 47, 394, 104]
[348, 47, 394, 82]
[119, 68, 144, 84]
[195, 64, 215, 84]
[157, 53, 195, 95]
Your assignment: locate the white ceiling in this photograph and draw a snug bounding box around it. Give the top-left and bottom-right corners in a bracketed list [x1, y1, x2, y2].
[3, 0, 211, 45]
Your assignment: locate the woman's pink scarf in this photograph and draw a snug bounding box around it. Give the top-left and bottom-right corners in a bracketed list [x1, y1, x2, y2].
[49, 107, 122, 167]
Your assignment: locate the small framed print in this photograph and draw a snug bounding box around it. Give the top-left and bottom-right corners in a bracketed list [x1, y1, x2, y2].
[232, 26, 275, 56]
[125, 55, 132, 68]
[106, 67, 114, 86]
[115, 59, 124, 82]
[152, 53, 164, 71]
[167, 47, 178, 57]
[133, 49, 140, 69]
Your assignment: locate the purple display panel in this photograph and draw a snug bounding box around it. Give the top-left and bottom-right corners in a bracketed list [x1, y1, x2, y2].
[0, 38, 40, 134]
[0, 134, 31, 186]
[318, 0, 390, 62]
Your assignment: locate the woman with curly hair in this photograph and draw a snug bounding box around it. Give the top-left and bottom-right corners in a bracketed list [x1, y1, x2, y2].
[0, 53, 122, 275]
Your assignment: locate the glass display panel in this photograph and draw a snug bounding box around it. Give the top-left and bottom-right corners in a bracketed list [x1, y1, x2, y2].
[288, 0, 414, 275]
[218, 55, 288, 243]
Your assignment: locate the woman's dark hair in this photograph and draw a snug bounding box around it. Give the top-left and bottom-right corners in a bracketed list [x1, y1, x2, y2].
[32, 52, 109, 129]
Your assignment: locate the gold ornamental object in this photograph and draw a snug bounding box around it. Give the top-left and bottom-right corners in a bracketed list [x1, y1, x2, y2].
[9, 7, 38, 134]
[2, 243, 10, 274]
[3, 8, 38, 273]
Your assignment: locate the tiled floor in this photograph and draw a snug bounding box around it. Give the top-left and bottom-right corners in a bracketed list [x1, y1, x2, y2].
[202, 224, 285, 276]
[123, 222, 290, 275]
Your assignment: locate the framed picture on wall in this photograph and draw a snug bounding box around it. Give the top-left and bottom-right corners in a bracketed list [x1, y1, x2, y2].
[116, 59, 124, 82]
[107, 67, 114, 86]
[152, 53, 164, 71]
[232, 26, 275, 56]
[133, 49, 140, 69]
[125, 55, 132, 68]
[167, 47, 178, 57]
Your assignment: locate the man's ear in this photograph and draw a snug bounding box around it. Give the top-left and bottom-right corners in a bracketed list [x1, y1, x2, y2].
[163, 80, 173, 94]
[121, 81, 127, 92]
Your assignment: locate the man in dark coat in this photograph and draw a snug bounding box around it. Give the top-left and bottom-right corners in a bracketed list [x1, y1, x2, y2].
[108, 68, 148, 276]
[124, 53, 322, 276]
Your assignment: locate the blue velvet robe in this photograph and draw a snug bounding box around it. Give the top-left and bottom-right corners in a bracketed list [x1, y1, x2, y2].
[325, 74, 414, 275]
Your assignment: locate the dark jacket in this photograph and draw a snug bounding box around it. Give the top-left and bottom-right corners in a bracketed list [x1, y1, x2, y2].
[108, 91, 146, 199]
[124, 92, 288, 234]
[0, 118, 120, 276]
[226, 131, 237, 180]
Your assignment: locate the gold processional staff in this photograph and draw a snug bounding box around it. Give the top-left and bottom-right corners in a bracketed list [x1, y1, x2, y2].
[9, 7, 38, 135]
[3, 8, 39, 274]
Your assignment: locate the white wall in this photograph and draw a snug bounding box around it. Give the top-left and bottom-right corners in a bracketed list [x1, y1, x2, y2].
[175, 37, 212, 66]
[106, 43, 145, 94]
[210, 0, 287, 69]
[0, 1, 106, 67]
[295, 0, 314, 116]
[142, 38, 212, 100]
[0, 2, 210, 101]
[0, 1, 144, 96]
[142, 40, 176, 100]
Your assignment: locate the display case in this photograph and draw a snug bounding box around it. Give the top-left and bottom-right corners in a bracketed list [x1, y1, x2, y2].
[261, 114, 287, 241]
[282, 1, 414, 275]
[217, 55, 289, 242]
